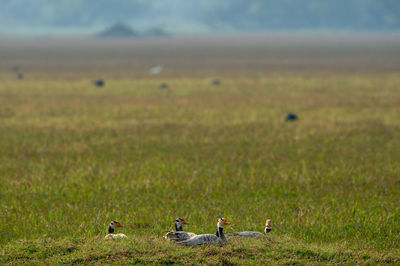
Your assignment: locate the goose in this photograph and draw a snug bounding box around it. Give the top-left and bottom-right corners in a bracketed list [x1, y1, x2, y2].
[164, 217, 197, 242]
[104, 220, 128, 239]
[231, 219, 272, 237]
[177, 217, 230, 246]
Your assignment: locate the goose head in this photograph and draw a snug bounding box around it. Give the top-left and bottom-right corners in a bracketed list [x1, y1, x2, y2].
[265, 219, 272, 233]
[175, 217, 188, 231]
[216, 217, 230, 238]
[217, 217, 230, 228]
[108, 220, 124, 234]
[265, 219, 272, 227]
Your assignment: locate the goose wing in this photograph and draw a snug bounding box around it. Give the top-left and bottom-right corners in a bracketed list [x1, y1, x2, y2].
[177, 234, 219, 246]
[104, 234, 114, 239]
[104, 233, 128, 239]
[164, 231, 197, 241]
[232, 231, 263, 237]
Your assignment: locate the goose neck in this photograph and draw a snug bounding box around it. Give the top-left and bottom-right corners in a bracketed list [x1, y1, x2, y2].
[175, 221, 183, 231]
[108, 225, 115, 234]
[216, 226, 225, 238]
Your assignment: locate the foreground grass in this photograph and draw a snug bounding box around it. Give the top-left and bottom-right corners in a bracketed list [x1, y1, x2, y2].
[2, 235, 399, 265]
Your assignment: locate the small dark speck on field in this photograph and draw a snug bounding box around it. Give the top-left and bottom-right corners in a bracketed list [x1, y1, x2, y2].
[159, 83, 169, 89]
[17, 73, 24, 80]
[286, 113, 298, 121]
[212, 79, 221, 86]
[94, 79, 105, 87]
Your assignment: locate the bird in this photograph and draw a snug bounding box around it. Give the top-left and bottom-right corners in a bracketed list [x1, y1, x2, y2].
[230, 219, 272, 237]
[104, 220, 128, 239]
[164, 217, 197, 242]
[159, 83, 169, 89]
[286, 113, 298, 121]
[150, 65, 163, 75]
[17, 73, 24, 80]
[177, 217, 230, 246]
[94, 79, 105, 87]
[211, 79, 221, 86]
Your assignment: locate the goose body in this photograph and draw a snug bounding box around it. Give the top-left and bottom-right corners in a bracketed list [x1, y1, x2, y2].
[104, 220, 128, 239]
[231, 219, 272, 237]
[177, 218, 230, 246]
[164, 218, 196, 241]
[232, 231, 263, 237]
[104, 233, 128, 239]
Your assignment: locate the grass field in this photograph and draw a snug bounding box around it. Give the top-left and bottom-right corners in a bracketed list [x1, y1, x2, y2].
[1, 34, 400, 264]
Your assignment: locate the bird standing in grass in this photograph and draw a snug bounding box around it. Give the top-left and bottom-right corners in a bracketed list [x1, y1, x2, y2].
[104, 220, 128, 239]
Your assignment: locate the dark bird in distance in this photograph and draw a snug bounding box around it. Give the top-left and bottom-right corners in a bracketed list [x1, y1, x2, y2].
[286, 113, 298, 121]
[94, 79, 105, 87]
[212, 79, 221, 86]
[159, 83, 169, 89]
[17, 73, 24, 80]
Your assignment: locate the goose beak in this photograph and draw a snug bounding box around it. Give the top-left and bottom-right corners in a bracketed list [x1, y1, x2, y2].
[224, 221, 230, 225]
[117, 223, 124, 228]
[182, 221, 189, 224]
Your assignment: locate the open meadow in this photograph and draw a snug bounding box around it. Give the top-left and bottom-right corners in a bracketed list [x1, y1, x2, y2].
[0, 34, 400, 264]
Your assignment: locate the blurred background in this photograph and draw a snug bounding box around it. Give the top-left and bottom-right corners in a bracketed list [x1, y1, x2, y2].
[1, 0, 399, 37]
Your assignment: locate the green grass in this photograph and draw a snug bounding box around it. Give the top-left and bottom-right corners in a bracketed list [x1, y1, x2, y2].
[1, 235, 398, 265]
[1, 36, 400, 264]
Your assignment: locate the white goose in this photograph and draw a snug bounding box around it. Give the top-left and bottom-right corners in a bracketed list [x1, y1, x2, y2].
[104, 220, 128, 239]
[231, 219, 272, 237]
[177, 218, 230, 246]
[164, 217, 197, 242]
